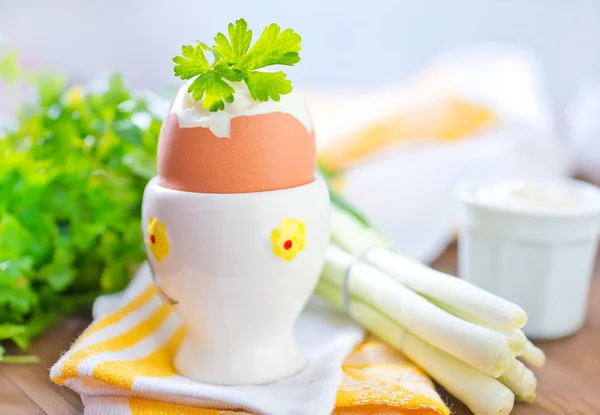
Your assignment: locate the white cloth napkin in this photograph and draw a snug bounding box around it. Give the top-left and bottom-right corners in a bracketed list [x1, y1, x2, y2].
[51, 263, 364, 415]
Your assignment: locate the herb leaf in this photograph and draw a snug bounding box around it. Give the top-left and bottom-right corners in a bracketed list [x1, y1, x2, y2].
[214, 19, 253, 64]
[242, 24, 301, 70]
[188, 70, 236, 112]
[244, 71, 292, 102]
[173, 44, 211, 80]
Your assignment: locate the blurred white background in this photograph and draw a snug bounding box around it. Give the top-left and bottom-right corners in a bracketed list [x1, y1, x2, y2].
[1, 0, 599, 110]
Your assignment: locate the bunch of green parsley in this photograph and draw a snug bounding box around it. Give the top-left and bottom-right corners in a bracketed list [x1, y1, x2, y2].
[0, 48, 161, 361]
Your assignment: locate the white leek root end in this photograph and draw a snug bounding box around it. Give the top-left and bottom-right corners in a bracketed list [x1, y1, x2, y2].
[499, 359, 537, 399]
[522, 340, 546, 368]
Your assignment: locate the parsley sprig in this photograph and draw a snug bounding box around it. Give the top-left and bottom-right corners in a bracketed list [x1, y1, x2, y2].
[173, 19, 301, 112]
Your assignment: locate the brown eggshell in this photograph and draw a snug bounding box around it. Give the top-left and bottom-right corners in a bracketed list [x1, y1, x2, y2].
[157, 110, 316, 194]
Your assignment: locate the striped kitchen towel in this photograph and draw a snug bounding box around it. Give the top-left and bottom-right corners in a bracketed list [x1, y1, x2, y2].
[51, 263, 449, 415]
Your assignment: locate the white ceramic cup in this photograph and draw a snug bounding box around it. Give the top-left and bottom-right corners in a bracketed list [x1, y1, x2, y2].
[142, 176, 330, 385]
[458, 178, 600, 339]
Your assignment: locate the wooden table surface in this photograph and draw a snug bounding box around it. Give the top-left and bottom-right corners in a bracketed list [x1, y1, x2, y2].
[1, 243, 599, 415]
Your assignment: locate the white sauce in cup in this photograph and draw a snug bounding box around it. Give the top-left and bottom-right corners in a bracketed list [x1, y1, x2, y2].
[473, 180, 582, 214]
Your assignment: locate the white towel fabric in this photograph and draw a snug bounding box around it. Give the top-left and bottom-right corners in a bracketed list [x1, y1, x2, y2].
[51, 263, 364, 415]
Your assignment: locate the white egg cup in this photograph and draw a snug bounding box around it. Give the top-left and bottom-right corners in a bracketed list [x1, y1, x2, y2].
[141, 177, 330, 385]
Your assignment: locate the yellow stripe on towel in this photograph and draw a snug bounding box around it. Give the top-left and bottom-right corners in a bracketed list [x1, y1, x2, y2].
[57, 302, 172, 381]
[334, 338, 450, 415]
[128, 398, 252, 415]
[77, 284, 159, 344]
[93, 325, 186, 389]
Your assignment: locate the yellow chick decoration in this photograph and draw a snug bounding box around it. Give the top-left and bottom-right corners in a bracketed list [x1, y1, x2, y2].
[271, 218, 306, 262]
[147, 217, 170, 262]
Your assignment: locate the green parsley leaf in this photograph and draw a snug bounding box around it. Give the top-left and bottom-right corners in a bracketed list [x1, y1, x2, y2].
[172, 19, 302, 111]
[173, 44, 211, 80]
[242, 24, 301, 70]
[187, 70, 236, 112]
[244, 71, 292, 102]
[213, 19, 253, 65]
[212, 61, 243, 83]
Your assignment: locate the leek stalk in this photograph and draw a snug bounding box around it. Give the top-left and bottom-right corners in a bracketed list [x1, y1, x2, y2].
[430, 299, 528, 356]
